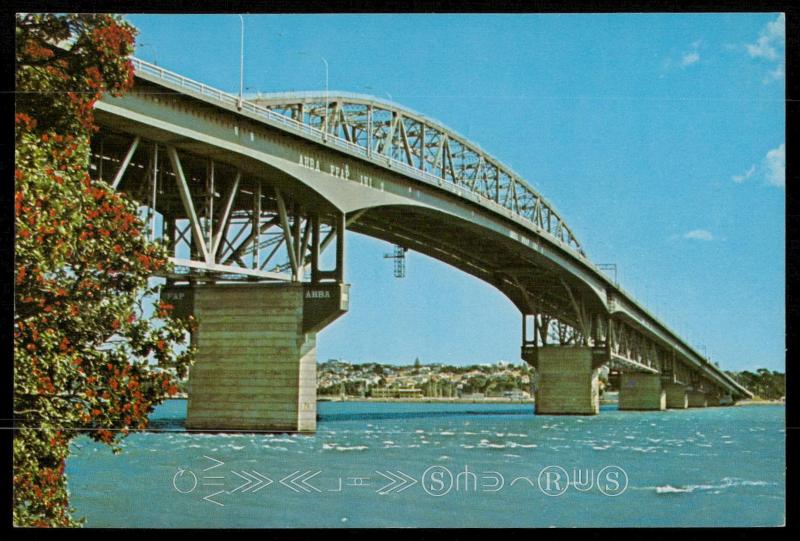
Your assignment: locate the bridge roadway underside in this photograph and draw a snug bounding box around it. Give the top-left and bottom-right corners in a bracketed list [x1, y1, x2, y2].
[345, 205, 603, 325]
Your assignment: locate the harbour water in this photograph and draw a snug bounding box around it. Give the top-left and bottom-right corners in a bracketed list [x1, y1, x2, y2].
[66, 400, 785, 528]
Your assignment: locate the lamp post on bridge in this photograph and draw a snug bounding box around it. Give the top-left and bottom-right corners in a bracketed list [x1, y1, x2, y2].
[138, 42, 158, 66]
[298, 52, 328, 140]
[238, 14, 245, 110]
[361, 85, 394, 102]
[597, 263, 618, 286]
[322, 56, 329, 141]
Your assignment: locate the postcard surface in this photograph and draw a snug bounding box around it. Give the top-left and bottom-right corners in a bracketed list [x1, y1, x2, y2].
[13, 12, 785, 528]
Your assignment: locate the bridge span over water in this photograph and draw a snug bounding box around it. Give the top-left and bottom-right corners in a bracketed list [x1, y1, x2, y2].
[91, 57, 751, 431]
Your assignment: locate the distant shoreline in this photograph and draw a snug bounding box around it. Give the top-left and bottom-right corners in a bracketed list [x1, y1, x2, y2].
[318, 397, 784, 407]
[169, 394, 783, 406]
[734, 399, 785, 407]
[317, 396, 535, 404]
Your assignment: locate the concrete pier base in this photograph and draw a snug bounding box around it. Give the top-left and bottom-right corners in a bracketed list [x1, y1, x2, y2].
[687, 390, 708, 408]
[181, 283, 346, 433]
[706, 394, 721, 407]
[664, 383, 689, 409]
[533, 347, 600, 415]
[618, 373, 666, 411]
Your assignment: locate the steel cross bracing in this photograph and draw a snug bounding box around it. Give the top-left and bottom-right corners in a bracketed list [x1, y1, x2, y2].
[90, 134, 345, 285]
[519, 281, 664, 373]
[520, 312, 726, 395]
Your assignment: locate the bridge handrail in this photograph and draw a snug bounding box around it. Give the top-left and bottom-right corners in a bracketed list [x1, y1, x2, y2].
[129, 56, 586, 259]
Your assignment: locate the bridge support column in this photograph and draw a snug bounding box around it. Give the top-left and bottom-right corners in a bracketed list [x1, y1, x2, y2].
[618, 373, 666, 411]
[176, 282, 348, 433]
[533, 347, 601, 415]
[687, 389, 708, 408]
[664, 383, 689, 409]
[706, 394, 721, 407]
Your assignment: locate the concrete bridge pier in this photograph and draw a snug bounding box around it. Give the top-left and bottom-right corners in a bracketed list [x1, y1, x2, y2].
[528, 346, 603, 415]
[687, 389, 708, 408]
[618, 372, 666, 411]
[706, 393, 721, 407]
[664, 382, 689, 409]
[171, 282, 348, 433]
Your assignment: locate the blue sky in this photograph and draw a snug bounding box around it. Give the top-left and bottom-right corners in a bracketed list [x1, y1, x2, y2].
[127, 13, 785, 372]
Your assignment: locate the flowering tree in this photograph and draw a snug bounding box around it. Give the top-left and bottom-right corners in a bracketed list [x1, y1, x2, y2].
[14, 13, 194, 527]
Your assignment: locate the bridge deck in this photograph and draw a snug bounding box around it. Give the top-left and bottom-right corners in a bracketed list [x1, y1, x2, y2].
[91, 56, 751, 400]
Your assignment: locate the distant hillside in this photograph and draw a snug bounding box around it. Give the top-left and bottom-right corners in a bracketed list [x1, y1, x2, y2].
[726, 369, 785, 400]
[317, 359, 533, 398]
[315, 360, 784, 401]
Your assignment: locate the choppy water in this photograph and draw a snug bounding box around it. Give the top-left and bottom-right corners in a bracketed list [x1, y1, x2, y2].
[66, 400, 785, 527]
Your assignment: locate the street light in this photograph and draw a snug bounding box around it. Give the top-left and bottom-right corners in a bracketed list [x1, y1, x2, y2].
[320, 56, 329, 140]
[298, 52, 328, 139]
[597, 263, 618, 286]
[238, 14, 245, 110]
[138, 42, 158, 65]
[362, 86, 393, 102]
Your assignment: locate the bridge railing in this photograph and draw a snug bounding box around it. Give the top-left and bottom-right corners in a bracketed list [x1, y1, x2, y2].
[129, 57, 588, 260]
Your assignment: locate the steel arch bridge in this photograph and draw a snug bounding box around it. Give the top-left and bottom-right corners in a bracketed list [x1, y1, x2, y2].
[89, 57, 750, 430]
[250, 90, 584, 256]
